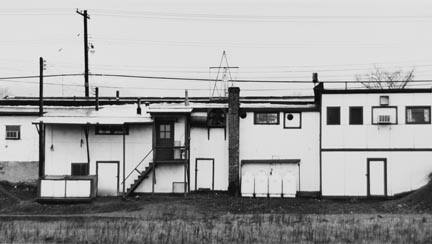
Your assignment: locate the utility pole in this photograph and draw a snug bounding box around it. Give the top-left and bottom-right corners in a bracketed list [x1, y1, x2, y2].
[39, 57, 44, 116]
[76, 9, 90, 97]
[38, 57, 46, 178]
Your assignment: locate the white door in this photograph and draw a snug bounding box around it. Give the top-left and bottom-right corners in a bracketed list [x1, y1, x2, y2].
[97, 162, 119, 196]
[368, 160, 386, 196]
[196, 159, 213, 190]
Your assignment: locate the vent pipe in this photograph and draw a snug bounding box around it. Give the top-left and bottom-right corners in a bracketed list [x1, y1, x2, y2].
[185, 90, 190, 106]
[137, 98, 142, 115]
[95, 87, 99, 111]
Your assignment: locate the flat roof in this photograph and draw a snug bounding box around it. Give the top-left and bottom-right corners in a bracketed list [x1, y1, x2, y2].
[33, 116, 152, 125]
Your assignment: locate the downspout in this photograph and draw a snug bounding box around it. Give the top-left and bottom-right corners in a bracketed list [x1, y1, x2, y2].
[84, 125, 90, 170]
[122, 124, 126, 196]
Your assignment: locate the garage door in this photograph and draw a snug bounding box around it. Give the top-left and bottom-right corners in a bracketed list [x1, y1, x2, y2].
[241, 160, 299, 198]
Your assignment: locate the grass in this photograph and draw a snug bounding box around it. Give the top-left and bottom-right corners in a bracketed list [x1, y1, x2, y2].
[0, 214, 432, 243]
[1, 181, 432, 243]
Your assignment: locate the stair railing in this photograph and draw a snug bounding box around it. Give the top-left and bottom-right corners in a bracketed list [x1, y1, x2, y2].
[121, 148, 153, 186]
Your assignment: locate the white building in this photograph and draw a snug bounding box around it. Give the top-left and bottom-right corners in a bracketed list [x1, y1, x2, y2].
[0, 106, 41, 183]
[319, 88, 432, 197]
[2, 84, 432, 201]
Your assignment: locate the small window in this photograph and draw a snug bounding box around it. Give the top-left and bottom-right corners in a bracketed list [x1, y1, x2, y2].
[349, 107, 363, 125]
[254, 112, 279, 125]
[5, 125, 20, 140]
[71, 163, 89, 176]
[380, 96, 389, 106]
[159, 124, 172, 139]
[284, 112, 301, 128]
[327, 107, 340, 125]
[95, 125, 128, 135]
[406, 106, 431, 124]
[207, 108, 226, 128]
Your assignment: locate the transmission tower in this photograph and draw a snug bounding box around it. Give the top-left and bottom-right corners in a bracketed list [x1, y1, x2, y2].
[209, 51, 239, 98]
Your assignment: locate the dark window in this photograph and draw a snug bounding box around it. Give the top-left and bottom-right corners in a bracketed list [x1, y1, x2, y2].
[254, 112, 279, 125]
[5, 125, 20, 140]
[71, 163, 89, 176]
[95, 125, 128, 135]
[327, 107, 340, 125]
[349, 107, 363, 125]
[406, 106, 431, 124]
[207, 108, 226, 128]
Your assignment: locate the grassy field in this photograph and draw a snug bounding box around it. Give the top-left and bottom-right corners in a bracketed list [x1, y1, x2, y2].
[1, 181, 432, 243]
[0, 214, 432, 243]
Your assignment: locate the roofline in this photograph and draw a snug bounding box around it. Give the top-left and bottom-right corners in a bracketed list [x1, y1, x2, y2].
[321, 88, 432, 94]
[0, 111, 40, 116]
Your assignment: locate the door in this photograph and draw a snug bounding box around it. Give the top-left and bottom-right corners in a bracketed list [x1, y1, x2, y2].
[156, 122, 174, 161]
[195, 158, 214, 191]
[97, 161, 119, 196]
[367, 158, 387, 197]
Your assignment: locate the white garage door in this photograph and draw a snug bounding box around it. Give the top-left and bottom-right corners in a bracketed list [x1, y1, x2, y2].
[241, 160, 299, 198]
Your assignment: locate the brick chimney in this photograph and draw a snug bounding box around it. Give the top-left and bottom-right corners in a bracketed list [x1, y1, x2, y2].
[228, 87, 240, 195]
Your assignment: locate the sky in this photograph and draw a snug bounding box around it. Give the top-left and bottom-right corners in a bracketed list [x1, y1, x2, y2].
[1, 0, 432, 97]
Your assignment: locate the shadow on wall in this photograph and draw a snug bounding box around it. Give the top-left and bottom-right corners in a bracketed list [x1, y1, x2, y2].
[0, 161, 38, 184]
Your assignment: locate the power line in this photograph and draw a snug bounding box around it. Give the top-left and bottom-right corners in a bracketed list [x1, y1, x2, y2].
[1, 72, 432, 84]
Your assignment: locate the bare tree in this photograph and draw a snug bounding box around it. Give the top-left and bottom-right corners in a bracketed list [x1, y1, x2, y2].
[355, 66, 415, 89]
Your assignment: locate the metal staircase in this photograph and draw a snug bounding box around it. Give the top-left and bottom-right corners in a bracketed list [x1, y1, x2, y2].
[125, 162, 154, 196]
[122, 148, 153, 197]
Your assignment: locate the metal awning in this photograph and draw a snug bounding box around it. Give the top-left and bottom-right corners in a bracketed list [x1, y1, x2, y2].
[241, 159, 300, 165]
[32, 116, 153, 125]
[148, 107, 193, 114]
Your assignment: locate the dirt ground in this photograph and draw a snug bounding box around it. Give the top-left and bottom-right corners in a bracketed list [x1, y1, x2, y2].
[0, 181, 427, 216]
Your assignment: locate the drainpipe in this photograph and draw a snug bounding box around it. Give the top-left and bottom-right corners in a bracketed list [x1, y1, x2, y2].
[95, 87, 99, 111]
[228, 87, 240, 196]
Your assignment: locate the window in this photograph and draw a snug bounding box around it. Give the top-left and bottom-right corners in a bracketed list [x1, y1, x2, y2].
[159, 124, 172, 139]
[95, 125, 128, 135]
[349, 107, 363, 125]
[406, 106, 431, 124]
[207, 108, 226, 128]
[5, 125, 20, 140]
[283, 112, 301, 128]
[326, 107, 340, 125]
[254, 112, 279, 125]
[71, 163, 89, 176]
[380, 96, 389, 106]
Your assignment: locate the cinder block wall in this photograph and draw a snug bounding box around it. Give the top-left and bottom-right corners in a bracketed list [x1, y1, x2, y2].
[0, 161, 38, 184]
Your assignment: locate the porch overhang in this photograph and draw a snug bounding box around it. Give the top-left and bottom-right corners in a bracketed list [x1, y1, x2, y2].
[148, 107, 193, 115]
[32, 116, 153, 125]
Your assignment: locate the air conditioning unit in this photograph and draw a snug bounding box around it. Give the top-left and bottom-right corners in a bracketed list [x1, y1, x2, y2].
[378, 115, 391, 124]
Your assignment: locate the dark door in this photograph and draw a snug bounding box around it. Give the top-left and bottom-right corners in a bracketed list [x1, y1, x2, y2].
[156, 122, 174, 161]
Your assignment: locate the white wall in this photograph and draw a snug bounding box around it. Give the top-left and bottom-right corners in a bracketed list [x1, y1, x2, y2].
[322, 151, 432, 196]
[239, 111, 320, 192]
[44, 124, 152, 193]
[190, 127, 228, 191]
[134, 164, 186, 193]
[321, 92, 432, 196]
[322, 93, 432, 149]
[0, 116, 38, 161]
